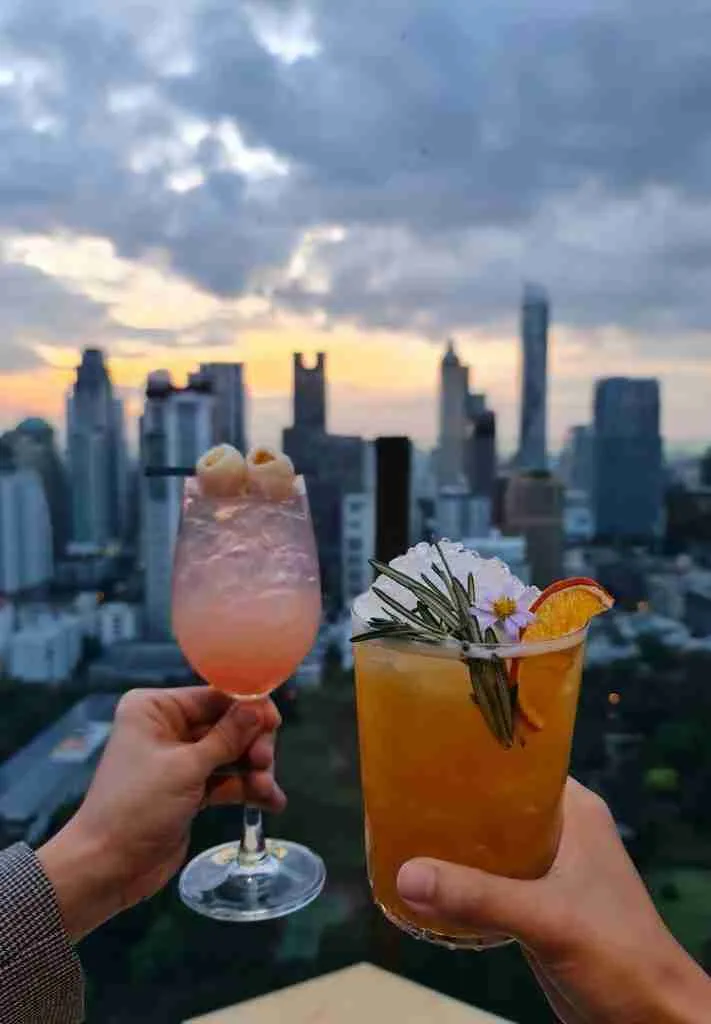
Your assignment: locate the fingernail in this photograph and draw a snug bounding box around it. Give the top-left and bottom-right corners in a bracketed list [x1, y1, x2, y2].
[236, 706, 259, 728]
[397, 861, 436, 905]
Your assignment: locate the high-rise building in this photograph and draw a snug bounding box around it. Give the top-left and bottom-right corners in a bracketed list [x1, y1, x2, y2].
[4, 418, 70, 559]
[503, 471, 564, 588]
[66, 348, 126, 550]
[436, 486, 491, 541]
[437, 341, 470, 487]
[700, 447, 711, 489]
[0, 442, 53, 596]
[342, 493, 375, 606]
[594, 378, 664, 542]
[517, 285, 549, 471]
[465, 405, 497, 502]
[141, 371, 215, 639]
[560, 425, 594, 495]
[198, 363, 248, 452]
[294, 353, 326, 432]
[283, 352, 364, 605]
[375, 437, 412, 566]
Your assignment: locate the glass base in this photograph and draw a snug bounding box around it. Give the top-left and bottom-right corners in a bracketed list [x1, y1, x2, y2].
[179, 839, 326, 922]
[378, 901, 513, 951]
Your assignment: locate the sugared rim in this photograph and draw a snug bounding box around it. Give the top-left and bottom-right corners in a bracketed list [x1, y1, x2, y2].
[184, 474, 307, 501]
[350, 605, 589, 661]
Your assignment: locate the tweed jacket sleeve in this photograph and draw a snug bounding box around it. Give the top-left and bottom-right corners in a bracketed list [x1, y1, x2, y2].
[0, 843, 84, 1024]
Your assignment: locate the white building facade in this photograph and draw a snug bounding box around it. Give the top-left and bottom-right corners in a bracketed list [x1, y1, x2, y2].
[8, 614, 83, 684]
[98, 602, 139, 647]
[462, 532, 531, 586]
[0, 468, 53, 596]
[342, 493, 375, 607]
[141, 372, 215, 639]
[436, 486, 491, 542]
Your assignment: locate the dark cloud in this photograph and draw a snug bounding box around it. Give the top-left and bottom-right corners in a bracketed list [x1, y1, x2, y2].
[1, 0, 711, 345]
[0, 260, 107, 353]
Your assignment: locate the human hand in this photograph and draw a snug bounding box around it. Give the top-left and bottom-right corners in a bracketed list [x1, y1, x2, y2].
[397, 779, 711, 1023]
[38, 687, 285, 941]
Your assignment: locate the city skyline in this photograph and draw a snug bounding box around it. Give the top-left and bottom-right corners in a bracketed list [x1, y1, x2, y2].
[0, 325, 703, 461]
[0, 2, 710, 453]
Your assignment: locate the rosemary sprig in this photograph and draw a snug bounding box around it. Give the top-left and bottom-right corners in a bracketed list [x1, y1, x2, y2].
[352, 544, 520, 749]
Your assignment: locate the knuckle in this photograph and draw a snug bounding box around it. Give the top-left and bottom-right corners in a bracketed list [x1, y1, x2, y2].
[115, 690, 146, 719]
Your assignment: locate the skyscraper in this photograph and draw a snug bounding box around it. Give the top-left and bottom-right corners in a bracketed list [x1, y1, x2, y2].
[5, 418, 70, 559]
[198, 363, 248, 452]
[438, 341, 469, 487]
[560, 425, 594, 495]
[503, 471, 564, 588]
[294, 353, 326, 432]
[465, 405, 497, 502]
[141, 371, 215, 639]
[0, 441, 53, 596]
[375, 437, 412, 566]
[66, 349, 126, 550]
[517, 285, 549, 471]
[594, 378, 664, 541]
[283, 352, 364, 604]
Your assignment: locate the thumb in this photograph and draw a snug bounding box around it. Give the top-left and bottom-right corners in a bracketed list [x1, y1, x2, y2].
[195, 704, 264, 773]
[397, 858, 555, 950]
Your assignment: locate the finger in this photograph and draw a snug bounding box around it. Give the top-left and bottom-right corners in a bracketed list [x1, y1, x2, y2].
[204, 772, 287, 812]
[160, 687, 235, 730]
[244, 771, 286, 812]
[195, 704, 264, 773]
[208, 730, 276, 777]
[396, 858, 554, 949]
[259, 699, 282, 732]
[245, 731, 276, 771]
[524, 951, 586, 1024]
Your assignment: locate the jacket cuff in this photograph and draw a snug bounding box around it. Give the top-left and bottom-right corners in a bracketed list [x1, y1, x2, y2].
[0, 842, 84, 1023]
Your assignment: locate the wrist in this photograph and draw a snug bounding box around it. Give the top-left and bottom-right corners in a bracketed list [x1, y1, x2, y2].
[645, 939, 711, 1024]
[37, 820, 125, 942]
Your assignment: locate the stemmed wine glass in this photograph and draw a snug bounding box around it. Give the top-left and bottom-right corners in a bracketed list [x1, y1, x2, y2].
[172, 475, 326, 921]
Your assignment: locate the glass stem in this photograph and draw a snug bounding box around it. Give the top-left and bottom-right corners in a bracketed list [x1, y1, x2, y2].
[238, 804, 268, 866]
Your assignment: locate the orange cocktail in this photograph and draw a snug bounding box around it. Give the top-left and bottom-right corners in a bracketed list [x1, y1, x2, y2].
[354, 629, 586, 947]
[352, 542, 612, 949]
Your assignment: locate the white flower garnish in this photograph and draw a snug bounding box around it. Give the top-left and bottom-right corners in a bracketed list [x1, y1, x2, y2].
[354, 540, 540, 644]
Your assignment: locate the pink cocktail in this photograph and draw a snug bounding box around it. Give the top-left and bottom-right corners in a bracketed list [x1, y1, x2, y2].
[172, 473, 326, 922]
[173, 478, 321, 698]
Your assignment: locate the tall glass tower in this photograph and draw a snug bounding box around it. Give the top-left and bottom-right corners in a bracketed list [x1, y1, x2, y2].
[517, 285, 549, 471]
[66, 348, 126, 549]
[594, 377, 664, 541]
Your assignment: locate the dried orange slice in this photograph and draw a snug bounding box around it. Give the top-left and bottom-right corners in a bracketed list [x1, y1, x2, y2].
[513, 577, 614, 733]
[522, 577, 614, 644]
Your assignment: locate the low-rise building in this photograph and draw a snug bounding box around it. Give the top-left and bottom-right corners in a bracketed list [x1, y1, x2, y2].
[7, 613, 82, 684]
[87, 641, 193, 689]
[98, 602, 139, 647]
[462, 532, 531, 585]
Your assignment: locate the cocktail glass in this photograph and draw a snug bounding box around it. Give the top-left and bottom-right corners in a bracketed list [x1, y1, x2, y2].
[172, 476, 326, 921]
[352, 617, 588, 949]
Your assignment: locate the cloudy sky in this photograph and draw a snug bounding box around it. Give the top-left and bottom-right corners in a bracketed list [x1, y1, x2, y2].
[0, 0, 710, 454]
